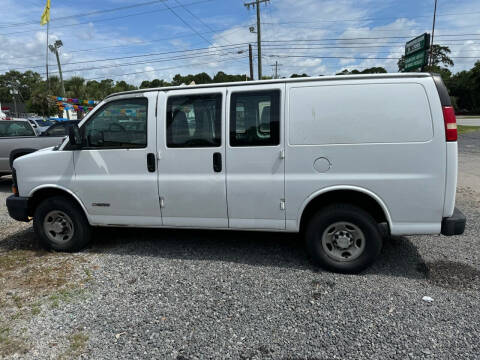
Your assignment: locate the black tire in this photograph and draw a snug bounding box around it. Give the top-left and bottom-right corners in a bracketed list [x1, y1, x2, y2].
[33, 196, 91, 252]
[305, 203, 383, 274]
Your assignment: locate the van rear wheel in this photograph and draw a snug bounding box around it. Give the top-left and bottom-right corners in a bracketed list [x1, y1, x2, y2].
[305, 204, 382, 274]
[33, 196, 91, 252]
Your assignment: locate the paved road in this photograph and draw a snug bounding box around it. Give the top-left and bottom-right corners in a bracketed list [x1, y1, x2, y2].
[1, 132, 479, 359]
[457, 116, 480, 127]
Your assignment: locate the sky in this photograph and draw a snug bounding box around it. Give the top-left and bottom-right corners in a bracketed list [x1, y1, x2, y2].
[0, 0, 479, 86]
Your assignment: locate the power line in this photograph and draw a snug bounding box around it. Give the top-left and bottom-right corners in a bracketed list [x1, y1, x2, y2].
[0, 26, 251, 64]
[260, 9, 480, 25]
[36, 50, 249, 76]
[0, 0, 216, 37]
[0, 43, 249, 71]
[263, 53, 480, 60]
[84, 55, 248, 81]
[261, 35, 480, 42]
[0, 0, 169, 28]
[172, 0, 234, 46]
[161, 0, 248, 68]
[2, 38, 478, 72]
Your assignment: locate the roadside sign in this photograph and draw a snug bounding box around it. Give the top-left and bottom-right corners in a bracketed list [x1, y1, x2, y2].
[404, 50, 429, 72]
[405, 33, 431, 56]
[404, 33, 431, 71]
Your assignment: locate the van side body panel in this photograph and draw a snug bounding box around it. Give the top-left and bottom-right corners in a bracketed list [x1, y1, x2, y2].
[285, 77, 447, 235]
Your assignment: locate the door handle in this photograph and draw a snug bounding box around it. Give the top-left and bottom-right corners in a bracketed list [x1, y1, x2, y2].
[213, 152, 222, 173]
[147, 153, 156, 172]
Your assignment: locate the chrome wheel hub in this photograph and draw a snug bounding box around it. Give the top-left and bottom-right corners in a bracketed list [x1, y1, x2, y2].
[321, 222, 366, 262]
[43, 210, 74, 244]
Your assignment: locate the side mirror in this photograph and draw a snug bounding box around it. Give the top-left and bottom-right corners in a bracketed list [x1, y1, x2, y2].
[68, 124, 82, 148]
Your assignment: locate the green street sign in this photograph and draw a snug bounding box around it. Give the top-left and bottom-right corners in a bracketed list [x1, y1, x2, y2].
[404, 49, 429, 71]
[405, 33, 431, 56]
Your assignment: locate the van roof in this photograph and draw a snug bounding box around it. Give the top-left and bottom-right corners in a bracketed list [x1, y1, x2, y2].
[106, 72, 433, 99]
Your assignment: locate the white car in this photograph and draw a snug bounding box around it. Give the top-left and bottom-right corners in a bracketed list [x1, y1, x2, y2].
[6, 73, 466, 273]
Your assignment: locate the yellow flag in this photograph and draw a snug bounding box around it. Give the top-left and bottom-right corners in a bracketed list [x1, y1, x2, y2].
[40, 0, 51, 26]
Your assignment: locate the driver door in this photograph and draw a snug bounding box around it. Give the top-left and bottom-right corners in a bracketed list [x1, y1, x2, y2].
[73, 92, 162, 226]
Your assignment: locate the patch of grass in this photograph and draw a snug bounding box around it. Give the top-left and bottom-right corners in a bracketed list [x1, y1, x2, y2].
[12, 295, 23, 309]
[48, 287, 85, 309]
[83, 267, 93, 282]
[0, 327, 29, 357]
[0, 250, 31, 272]
[458, 125, 480, 134]
[59, 332, 89, 359]
[31, 303, 41, 316]
[0, 247, 93, 357]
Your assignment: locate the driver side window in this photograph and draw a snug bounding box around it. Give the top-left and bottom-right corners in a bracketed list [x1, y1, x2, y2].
[82, 98, 148, 149]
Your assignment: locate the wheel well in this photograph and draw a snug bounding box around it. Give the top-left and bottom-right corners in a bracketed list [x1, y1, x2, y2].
[299, 190, 388, 232]
[29, 188, 85, 218]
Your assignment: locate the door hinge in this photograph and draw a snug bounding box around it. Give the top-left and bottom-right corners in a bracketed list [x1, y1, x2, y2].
[160, 197, 165, 208]
[280, 199, 285, 210]
[157, 150, 162, 160]
[280, 149, 285, 159]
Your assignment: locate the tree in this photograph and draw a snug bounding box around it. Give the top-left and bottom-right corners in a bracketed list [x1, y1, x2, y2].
[213, 71, 246, 83]
[65, 76, 87, 99]
[112, 80, 137, 93]
[290, 73, 309, 78]
[171, 72, 213, 86]
[140, 79, 170, 88]
[449, 61, 480, 113]
[336, 67, 387, 75]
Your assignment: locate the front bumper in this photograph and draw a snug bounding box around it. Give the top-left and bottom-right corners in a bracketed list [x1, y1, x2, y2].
[441, 207, 466, 236]
[6, 195, 30, 222]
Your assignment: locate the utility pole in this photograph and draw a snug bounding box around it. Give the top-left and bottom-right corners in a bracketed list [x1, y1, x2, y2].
[248, 44, 254, 80]
[429, 0, 438, 67]
[270, 61, 282, 79]
[244, 0, 270, 80]
[49, 40, 70, 120]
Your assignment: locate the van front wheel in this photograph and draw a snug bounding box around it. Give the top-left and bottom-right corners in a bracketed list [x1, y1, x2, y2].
[33, 196, 91, 252]
[305, 204, 382, 274]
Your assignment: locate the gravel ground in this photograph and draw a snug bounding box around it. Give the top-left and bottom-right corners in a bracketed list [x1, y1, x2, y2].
[1, 132, 479, 359]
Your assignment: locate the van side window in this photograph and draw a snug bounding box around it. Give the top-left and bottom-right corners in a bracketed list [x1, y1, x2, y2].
[230, 90, 280, 147]
[82, 98, 147, 149]
[166, 94, 222, 148]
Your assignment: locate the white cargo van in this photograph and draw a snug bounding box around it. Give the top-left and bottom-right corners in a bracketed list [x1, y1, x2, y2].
[6, 73, 466, 273]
